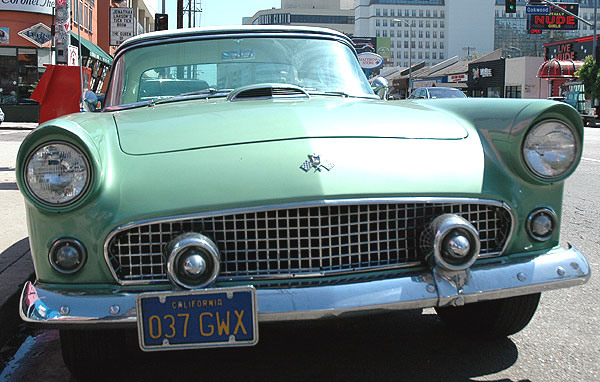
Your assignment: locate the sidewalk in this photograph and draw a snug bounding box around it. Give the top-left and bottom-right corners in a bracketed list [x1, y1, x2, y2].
[0, 238, 34, 347]
[0, 122, 38, 130]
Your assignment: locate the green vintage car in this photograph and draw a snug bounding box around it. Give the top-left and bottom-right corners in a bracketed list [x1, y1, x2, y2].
[17, 26, 589, 375]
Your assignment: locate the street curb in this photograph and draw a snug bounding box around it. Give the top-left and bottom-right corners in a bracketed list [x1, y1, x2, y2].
[0, 238, 34, 347]
[0, 122, 38, 130]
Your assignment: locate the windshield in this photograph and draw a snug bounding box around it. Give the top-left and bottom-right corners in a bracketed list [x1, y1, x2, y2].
[428, 88, 466, 99]
[105, 36, 374, 107]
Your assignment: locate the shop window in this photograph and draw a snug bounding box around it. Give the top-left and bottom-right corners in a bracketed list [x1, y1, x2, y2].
[17, 48, 38, 103]
[0, 47, 17, 105]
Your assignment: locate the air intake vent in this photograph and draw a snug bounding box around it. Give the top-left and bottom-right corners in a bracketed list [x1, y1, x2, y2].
[228, 84, 309, 101]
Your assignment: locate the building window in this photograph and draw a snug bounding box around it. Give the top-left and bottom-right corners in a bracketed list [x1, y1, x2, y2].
[397, 51, 401, 58]
[404, 41, 408, 48]
[433, 31, 437, 38]
[411, 41, 415, 49]
[433, 21, 438, 28]
[383, 9, 388, 16]
[440, 52, 444, 59]
[419, 31, 423, 38]
[376, 8, 381, 16]
[433, 41, 437, 48]
[412, 9, 416, 17]
[426, 31, 430, 38]
[426, 10, 431, 18]
[440, 21, 445, 28]
[426, 21, 430, 28]
[433, 10, 438, 18]
[390, 30, 395, 37]
[418, 52, 422, 59]
[440, 31, 445, 38]
[419, 10, 423, 18]
[404, 51, 408, 58]
[376, 19, 380, 26]
[383, 19, 388, 27]
[441, 10, 445, 18]
[433, 52, 437, 59]
[506, 86, 522, 98]
[440, 42, 444, 49]
[404, 30, 409, 38]
[376, 30, 380, 37]
[383, 30, 387, 37]
[418, 41, 423, 48]
[426, 41, 430, 48]
[419, 20, 423, 27]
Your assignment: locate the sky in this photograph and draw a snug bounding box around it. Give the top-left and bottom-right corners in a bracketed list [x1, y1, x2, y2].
[153, 0, 281, 29]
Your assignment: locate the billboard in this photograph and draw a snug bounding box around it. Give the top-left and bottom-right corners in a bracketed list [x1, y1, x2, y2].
[376, 37, 391, 59]
[528, 3, 578, 31]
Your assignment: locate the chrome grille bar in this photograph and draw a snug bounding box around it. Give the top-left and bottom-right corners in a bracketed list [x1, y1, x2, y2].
[105, 199, 513, 285]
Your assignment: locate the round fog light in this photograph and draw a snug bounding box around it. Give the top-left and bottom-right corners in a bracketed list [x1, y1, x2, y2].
[430, 214, 481, 271]
[527, 208, 556, 241]
[167, 233, 220, 289]
[49, 238, 87, 274]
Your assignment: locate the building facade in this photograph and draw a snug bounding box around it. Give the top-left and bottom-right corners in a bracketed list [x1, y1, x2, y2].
[245, 0, 355, 35]
[355, 0, 600, 68]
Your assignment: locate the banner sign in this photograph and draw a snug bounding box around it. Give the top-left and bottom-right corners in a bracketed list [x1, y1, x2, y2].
[448, 73, 468, 83]
[528, 3, 578, 31]
[0, 27, 8, 44]
[0, 1, 55, 16]
[110, 7, 135, 46]
[376, 37, 391, 59]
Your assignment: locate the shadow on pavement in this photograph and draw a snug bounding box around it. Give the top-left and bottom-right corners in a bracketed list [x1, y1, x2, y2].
[67, 310, 520, 382]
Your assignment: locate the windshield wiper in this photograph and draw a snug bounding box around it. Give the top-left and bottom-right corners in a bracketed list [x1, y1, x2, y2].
[153, 88, 234, 105]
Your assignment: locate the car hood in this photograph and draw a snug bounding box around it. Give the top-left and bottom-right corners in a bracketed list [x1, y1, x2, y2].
[113, 97, 469, 155]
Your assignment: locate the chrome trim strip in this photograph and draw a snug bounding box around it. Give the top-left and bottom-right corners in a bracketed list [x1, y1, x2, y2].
[24, 243, 588, 328]
[103, 198, 515, 286]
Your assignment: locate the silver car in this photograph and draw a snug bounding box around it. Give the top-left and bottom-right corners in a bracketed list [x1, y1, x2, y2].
[409, 87, 467, 99]
[0, 107, 4, 124]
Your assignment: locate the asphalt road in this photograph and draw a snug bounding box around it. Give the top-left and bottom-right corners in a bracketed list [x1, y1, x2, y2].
[0, 127, 598, 382]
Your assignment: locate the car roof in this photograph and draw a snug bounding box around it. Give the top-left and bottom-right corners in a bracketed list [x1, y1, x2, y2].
[116, 25, 352, 55]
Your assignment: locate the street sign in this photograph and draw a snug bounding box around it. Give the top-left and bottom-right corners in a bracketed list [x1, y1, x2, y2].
[110, 7, 135, 46]
[526, 5, 550, 15]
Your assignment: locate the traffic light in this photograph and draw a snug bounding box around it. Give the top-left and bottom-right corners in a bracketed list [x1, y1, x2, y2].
[506, 0, 517, 13]
[155, 13, 168, 31]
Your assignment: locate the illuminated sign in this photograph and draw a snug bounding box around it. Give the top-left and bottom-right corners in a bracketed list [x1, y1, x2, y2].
[553, 43, 576, 60]
[527, 3, 578, 31]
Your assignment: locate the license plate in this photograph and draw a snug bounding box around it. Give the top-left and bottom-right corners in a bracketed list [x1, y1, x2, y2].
[136, 286, 258, 351]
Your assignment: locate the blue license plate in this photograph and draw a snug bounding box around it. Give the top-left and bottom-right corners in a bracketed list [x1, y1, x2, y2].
[136, 286, 258, 351]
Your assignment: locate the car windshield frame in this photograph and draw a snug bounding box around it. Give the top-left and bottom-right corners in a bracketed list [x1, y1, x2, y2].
[104, 32, 376, 109]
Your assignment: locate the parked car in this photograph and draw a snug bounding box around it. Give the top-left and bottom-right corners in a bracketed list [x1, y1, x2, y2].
[408, 86, 467, 99]
[16, 26, 589, 378]
[0, 106, 4, 124]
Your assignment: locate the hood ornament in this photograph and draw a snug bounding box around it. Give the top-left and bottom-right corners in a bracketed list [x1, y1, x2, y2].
[300, 154, 334, 172]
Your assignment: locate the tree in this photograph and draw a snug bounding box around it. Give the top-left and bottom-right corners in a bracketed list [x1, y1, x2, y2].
[576, 55, 600, 100]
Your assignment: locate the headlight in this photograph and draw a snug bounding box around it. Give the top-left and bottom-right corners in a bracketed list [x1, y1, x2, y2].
[523, 120, 578, 179]
[25, 142, 90, 206]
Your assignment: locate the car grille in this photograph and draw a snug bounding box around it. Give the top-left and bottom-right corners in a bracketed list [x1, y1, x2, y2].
[105, 200, 512, 284]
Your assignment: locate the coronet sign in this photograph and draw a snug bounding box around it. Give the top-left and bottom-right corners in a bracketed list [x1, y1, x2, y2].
[358, 52, 383, 70]
[0, 0, 55, 16]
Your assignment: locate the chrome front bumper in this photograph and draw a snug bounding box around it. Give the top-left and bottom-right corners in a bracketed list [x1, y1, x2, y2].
[20, 245, 590, 328]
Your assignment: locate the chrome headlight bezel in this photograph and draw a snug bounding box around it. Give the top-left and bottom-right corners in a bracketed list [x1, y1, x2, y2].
[24, 141, 92, 207]
[522, 119, 579, 180]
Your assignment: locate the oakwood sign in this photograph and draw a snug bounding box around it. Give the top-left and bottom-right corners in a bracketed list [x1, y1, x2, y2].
[0, 0, 55, 16]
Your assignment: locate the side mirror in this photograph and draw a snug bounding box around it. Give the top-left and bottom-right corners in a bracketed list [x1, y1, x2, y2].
[371, 76, 389, 100]
[82, 90, 99, 112]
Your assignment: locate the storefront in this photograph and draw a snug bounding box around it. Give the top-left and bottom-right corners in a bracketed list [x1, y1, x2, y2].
[70, 33, 113, 93]
[467, 58, 506, 98]
[0, 4, 54, 122]
[1, 2, 113, 122]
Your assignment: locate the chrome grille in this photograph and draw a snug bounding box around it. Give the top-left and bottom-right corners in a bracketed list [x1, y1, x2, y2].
[105, 200, 512, 284]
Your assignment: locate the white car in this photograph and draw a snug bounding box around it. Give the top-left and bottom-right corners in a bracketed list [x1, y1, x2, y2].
[0, 107, 4, 125]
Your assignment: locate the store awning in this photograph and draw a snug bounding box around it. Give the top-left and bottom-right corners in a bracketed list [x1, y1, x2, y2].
[70, 32, 113, 66]
[537, 59, 583, 79]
